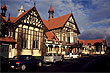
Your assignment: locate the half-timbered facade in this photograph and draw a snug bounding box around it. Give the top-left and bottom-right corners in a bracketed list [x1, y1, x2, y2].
[43, 5, 80, 55]
[0, 4, 45, 58]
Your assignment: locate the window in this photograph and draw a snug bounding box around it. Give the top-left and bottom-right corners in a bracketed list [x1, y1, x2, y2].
[33, 30, 39, 49]
[21, 28, 28, 49]
[33, 40, 38, 49]
[74, 37, 77, 43]
[24, 40, 27, 48]
[63, 33, 65, 41]
[33, 40, 35, 48]
[67, 37, 70, 43]
[63, 36, 65, 41]
[21, 39, 27, 49]
[29, 30, 32, 49]
[60, 33, 62, 41]
[67, 33, 70, 43]
[48, 45, 53, 51]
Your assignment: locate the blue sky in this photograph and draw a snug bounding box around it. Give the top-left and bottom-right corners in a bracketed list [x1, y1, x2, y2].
[0, 0, 110, 46]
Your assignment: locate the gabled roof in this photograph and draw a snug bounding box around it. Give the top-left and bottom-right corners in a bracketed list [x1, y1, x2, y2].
[79, 39, 85, 43]
[79, 39, 106, 46]
[42, 13, 72, 30]
[9, 16, 16, 23]
[45, 32, 59, 42]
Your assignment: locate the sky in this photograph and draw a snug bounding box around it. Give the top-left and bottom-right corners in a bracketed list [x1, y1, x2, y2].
[0, 0, 110, 46]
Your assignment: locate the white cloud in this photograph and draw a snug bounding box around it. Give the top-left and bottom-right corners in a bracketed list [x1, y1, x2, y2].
[79, 27, 110, 40]
[92, 19, 110, 24]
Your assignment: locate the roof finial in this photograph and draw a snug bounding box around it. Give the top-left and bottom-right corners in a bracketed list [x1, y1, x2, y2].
[17, 4, 25, 17]
[21, 4, 23, 9]
[34, 2, 36, 7]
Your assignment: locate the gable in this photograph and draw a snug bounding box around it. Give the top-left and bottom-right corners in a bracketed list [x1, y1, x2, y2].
[64, 16, 76, 29]
[63, 15, 80, 34]
[19, 7, 43, 29]
[10, 7, 43, 29]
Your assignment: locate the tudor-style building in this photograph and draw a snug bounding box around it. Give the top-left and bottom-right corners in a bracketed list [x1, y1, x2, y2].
[0, 4, 45, 58]
[79, 39, 107, 54]
[43, 5, 80, 55]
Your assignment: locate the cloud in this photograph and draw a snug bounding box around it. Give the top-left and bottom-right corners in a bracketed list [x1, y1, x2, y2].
[106, 35, 110, 47]
[88, 0, 110, 22]
[92, 19, 110, 24]
[78, 27, 110, 40]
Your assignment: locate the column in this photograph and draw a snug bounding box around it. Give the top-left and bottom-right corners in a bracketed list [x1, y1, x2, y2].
[70, 31, 73, 43]
[53, 45, 55, 53]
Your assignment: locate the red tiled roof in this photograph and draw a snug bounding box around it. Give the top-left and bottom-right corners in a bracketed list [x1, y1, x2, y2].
[1, 16, 7, 22]
[79, 39, 85, 43]
[0, 37, 16, 43]
[10, 16, 17, 23]
[1, 4, 7, 10]
[42, 13, 72, 30]
[45, 32, 59, 42]
[48, 5, 54, 12]
[79, 39, 105, 46]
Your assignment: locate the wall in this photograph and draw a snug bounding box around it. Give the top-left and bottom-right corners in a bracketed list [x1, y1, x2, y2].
[9, 24, 43, 58]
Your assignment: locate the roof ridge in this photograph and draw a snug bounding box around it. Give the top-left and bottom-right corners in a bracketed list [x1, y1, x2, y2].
[49, 13, 72, 20]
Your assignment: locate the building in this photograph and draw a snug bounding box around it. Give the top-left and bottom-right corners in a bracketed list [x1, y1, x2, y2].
[0, 4, 46, 58]
[42, 5, 80, 55]
[79, 39, 107, 54]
